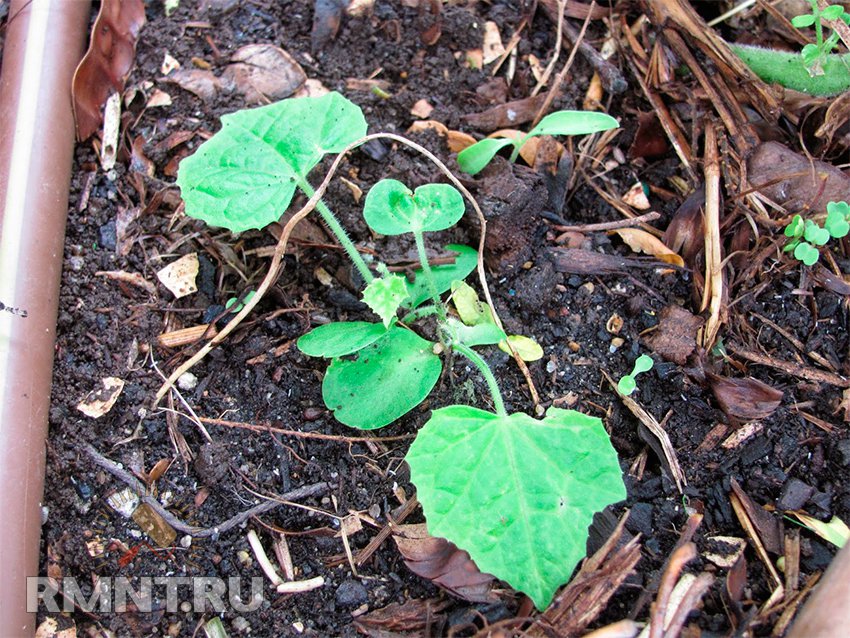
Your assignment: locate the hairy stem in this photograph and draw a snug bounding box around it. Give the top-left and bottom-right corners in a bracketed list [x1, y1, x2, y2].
[402, 304, 441, 323]
[453, 342, 507, 416]
[731, 43, 850, 96]
[413, 229, 447, 322]
[299, 179, 374, 284]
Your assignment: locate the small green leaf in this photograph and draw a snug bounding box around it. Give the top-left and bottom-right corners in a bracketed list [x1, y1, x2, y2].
[784, 214, 805, 238]
[498, 335, 544, 361]
[790, 512, 849, 548]
[451, 281, 493, 326]
[801, 44, 823, 68]
[177, 92, 367, 232]
[632, 354, 655, 375]
[164, 0, 180, 16]
[446, 317, 506, 347]
[363, 179, 465, 235]
[827, 200, 850, 219]
[825, 208, 850, 238]
[405, 244, 478, 309]
[792, 14, 817, 27]
[322, 327, 442, 429]
[225, 290, 255, 313]
[456, 138, 515, 175]
[526, 110, 619, 140]
[804, 221, 831, 245]
[794, 241, 820, 265]
[297, 321, 389, 358]
[407, 405, 626, 610]
[822, 5, 845, 20]
[617, 376, 637, 396]
[362, 274, 410, 327]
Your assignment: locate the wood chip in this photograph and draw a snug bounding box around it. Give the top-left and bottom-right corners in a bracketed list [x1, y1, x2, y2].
[156, 253, 199, 299]
[76, 377, 125, 418]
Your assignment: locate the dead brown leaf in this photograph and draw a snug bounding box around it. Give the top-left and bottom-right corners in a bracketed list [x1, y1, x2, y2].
[311, 0, 347, 53]
[392, 524, 497, 603]
[642, 305, 703, 365]
[611, 228, 685, 267]
[222, 44, 306, 104]
[129, 136, 154, 177]
[72, 0, 146, 140]
[354, 599, 450, 636]
[462, 94, 548, 132]
[164, 68, 222, 101]
[707, 373, 783, 422]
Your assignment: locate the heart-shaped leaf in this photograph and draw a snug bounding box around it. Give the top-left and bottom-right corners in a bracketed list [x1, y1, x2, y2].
[298, 321, 389, 358]
[407, 405, 626, 610]
[363, 179, 465, 235]
[362, 274, 410, 327]
[784, 214, 805, 238]
[456, 138, 515, 176]
[323, 327, 442, 429]
[405, 244, 478, 309]
[821, 5, 845, 20]
[804, 221, 831, 246]
[526, 110, 619, 139]
[794, 241, 820, 265]
[177, 92, 367, 232]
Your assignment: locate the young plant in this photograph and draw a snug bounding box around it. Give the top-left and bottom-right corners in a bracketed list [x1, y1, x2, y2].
[456, 110, 619, 176]
[617, 354, 654, 396]
[731, 2, 850, 96]
[176, 93, 626, 610]
[783, 201, 849, 266]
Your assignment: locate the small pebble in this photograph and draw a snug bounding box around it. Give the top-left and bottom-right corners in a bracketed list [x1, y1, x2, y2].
[180, 535, 192, 549]
[335, 579, 368, 607]
[177, 372, 198, 391]
[180, 601, 192, 613]
[67, 256, 85, 272]
[237, 549, 252, 569]
[232, 617, 251, 634]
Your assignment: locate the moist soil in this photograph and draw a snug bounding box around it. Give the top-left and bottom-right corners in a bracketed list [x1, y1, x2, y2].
[27, 1, 850, 636]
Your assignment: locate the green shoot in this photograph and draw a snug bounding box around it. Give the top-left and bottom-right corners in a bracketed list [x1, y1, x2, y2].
[617, 354, 654, 396]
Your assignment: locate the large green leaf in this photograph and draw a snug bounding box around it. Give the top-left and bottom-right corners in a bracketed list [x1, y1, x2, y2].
[363, 179, 465, 235]
[526, 111, 619, 139]
[297, 321, 389, 358]
[323, 327, 442, 429]
[456, 138, 515, 176]
[176, 92, 367, 232]
[406, 405, 626, 610]
[405, 244, 478, 309]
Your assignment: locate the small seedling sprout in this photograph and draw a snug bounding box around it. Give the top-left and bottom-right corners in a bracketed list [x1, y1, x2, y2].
[783, 201, 850, 266]
[618, 354, 654, 396]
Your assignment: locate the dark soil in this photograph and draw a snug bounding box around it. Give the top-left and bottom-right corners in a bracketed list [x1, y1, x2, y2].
[34, 1, 850, 636]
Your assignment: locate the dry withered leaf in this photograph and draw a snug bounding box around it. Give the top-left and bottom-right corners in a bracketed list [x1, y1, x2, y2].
[708, 373, 783, 422]
[747, 141, 850, 214]
[462, 94, 548, 132]
[157, 253, 199, 299]
[392, 524, 497, 603]
[629, 111, 669, 160]
[482, 21, 505, 64]
[76, 377, 125, 418]
[72, 0, 146, 140]
[814, 91, 850, 150]
[419, 0, 442, 45]
[165, 68, 222, 101]
[311, 0, 347, 53]
[410, 99, 434, 119]
[642, 305, 703, 365]
[130, 136, 155, 177]
[548, 247, 664, 275]
[663, 187, 704, 266]
[611, 228, 684, 267]
[353, 599, 450, 635]
[222, 44, 306, 103]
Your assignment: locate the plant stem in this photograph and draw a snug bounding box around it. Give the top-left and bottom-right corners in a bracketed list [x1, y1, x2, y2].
[402, 305, 441, 323]
[413, 229, 447, 322]
[453, 342, 507, 416]
[298, 179, 374, 284]
[508, 138, 525, 163]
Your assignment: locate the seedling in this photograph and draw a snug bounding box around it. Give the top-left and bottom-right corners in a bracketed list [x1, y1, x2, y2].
[224, 290, 255, 314]
[783, 201, 850, 266]
[731, 2, 850, 96]
[177, 93, 626, 609]
[617, 354, 654, 396]
[456, 110, 619, 176]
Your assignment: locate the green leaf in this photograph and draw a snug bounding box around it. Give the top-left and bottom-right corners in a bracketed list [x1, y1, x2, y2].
[362, 274, 410, 327]
[801, 43, 823, 68]
[827, 200, 850, 219]
[407, 405, 626, 610]
[825, 208, 850, 238]
[225, 290, 255, 313]
[499, 335, 544, 361]
[822, 5, 844, 20]
[405, 244, 477, 308]
[297, 321, 389, 358]
[794, 241, 820, 265]
[322, 327, 441, 429]
[792, 14, 817, 27]
[446, 317, 506, 347]
[177, 92, 367, 232]
[456, 138, 515, 176]
[784, 214, 805, 238]
[363, 179, 465, 235]
[804, 221, 831, 245]
[526, 110, 619, 140]
[790, 512, 849, 548]
[451, 280, 493, 326]
[632, 354, 654, 375]
[617, 376, 637, 396]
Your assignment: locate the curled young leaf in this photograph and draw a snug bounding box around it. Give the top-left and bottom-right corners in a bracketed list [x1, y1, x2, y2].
[363, 179, 465, 235]
[362, 274, 410, 327]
